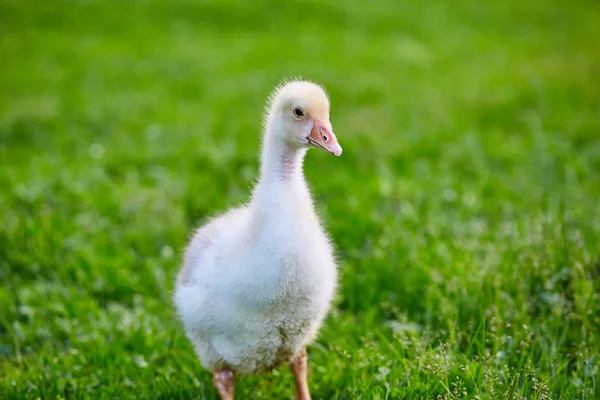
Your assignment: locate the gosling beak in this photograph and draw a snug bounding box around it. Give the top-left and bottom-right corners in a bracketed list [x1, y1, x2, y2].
[307, 120, 342, 156]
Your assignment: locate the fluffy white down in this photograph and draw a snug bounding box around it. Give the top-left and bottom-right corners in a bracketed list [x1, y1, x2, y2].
[174, 81, 338, 375]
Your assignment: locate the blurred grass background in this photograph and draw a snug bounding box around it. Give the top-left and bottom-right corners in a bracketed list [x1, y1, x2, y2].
[1, 0, 600, 398]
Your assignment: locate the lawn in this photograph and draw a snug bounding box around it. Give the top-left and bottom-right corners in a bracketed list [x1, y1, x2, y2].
[1, 0, 599, 398]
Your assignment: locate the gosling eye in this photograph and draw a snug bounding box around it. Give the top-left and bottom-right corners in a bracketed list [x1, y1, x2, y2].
[293, 107, 305, 118]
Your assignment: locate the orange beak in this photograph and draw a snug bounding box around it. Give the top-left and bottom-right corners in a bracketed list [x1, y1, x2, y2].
[307, 120, 342, 156]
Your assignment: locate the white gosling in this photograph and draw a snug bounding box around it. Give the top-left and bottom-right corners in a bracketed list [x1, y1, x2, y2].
[174, 80, 343, 400]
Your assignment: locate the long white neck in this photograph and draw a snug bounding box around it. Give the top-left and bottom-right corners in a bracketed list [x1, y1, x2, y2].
[259, 135, 307, 183]
[250, 125, 313, 213]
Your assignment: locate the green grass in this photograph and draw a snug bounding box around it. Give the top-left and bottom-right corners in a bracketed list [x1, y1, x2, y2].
[1, 0, 599, 398]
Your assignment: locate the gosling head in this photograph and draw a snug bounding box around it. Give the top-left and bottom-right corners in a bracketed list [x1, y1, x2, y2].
[264, 80, 342, 156]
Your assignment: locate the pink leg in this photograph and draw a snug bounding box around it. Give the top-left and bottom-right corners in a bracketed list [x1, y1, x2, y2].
[289, 348, 311, 400]
[213, 368, 235, 400]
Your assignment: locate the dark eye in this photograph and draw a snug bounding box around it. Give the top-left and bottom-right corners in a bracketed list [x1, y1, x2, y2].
[293, 107, 305, 118]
